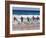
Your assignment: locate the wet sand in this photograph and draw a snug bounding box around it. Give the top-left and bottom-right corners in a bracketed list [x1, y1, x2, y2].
[12, 22, 40, 31]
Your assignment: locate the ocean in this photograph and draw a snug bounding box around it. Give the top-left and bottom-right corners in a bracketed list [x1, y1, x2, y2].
[13, 10, 40, 15]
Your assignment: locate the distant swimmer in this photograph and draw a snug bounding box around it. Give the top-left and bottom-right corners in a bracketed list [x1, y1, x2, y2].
[32, 16, 35, 21]
[27, 17, 30, 22]
[37, 16, 39, 20]
[14, 17, 17, 21]
[21, 16, 23, 22]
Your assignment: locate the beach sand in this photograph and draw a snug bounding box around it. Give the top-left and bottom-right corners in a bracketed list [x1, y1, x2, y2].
[12, 22, 40, 31]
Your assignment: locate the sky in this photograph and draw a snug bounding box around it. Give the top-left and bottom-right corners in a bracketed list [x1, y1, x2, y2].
[13, 7, 40, 11]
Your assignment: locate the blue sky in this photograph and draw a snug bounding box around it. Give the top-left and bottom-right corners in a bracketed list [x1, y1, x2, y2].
[13, 7, 40, 11]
